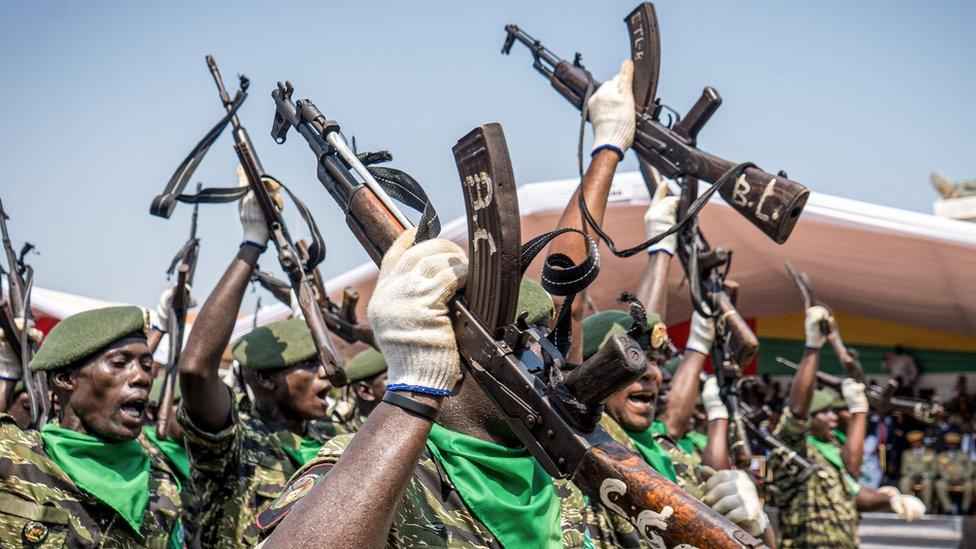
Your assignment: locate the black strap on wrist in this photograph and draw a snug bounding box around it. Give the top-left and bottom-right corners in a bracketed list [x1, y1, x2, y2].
[383, 391, 440, 422]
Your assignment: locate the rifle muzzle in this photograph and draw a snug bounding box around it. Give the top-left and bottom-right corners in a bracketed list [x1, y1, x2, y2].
[563, 333, 647, 407]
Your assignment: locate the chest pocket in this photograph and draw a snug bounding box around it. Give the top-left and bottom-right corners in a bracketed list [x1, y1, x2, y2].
[0, 492, 72, 548]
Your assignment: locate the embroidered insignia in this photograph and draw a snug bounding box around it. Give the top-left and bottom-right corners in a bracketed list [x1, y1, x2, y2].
[22, 520, 48, 545]
[650, 322, 668, 349]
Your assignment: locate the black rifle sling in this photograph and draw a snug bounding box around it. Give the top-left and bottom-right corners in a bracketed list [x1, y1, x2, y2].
[357, 152, 441, 243]
[151, 91, 249, 218]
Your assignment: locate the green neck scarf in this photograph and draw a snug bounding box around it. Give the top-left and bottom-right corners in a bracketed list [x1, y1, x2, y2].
[679, 431, 708, 455]
[143, 427, 190, 486]
[280, 435, 323, 467]
[807, 435, 860, 495]
[626, 422, 678, 482]
[832, 428, 847, 444]
[41, 424, 151, 536]
[426, 423, 562, 549]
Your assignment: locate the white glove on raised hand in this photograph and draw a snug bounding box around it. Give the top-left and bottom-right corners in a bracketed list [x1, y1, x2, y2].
[804, 305, 832, 349]
[587, 59, 636, 155]
[704, 470, 769, 537]
[686, 311, 716, 355]
[237, 165, 284, 247]
[879, 486, 925, 521]
[367, 228, 468, 395]
[644, 185, 680, 255]
[841, 378, 869, 414]
[0, 319, 42, 380]
[150, 284, 197, 333]
[701, 376, 728, 421]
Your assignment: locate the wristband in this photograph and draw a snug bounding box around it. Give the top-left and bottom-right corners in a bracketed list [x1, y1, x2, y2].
[591, 144, 625, 160]
[382, 391, 440, 421]
[240, 241, 268, 253]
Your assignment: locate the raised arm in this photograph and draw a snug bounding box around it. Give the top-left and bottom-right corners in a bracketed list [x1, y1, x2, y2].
[265, 230, 466, 547]
[699, 376, 730, 470]
[660, 314, 714, 439]
[790, 306, 832, 420]
[180, 176, 278, 432]
[840, 378, 869, 477]
[546, 60, 635, 365]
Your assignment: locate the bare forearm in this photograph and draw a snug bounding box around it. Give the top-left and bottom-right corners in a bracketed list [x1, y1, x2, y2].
[547, 150, 620, 365]
[701, 418, 729, 470]
[180, 245, 259, 431]
[856, 486, 892, 511]
[789, 349, 820, 420]
[634, 252, 672, 318]
[842, 411, 867, 477]
[0, 379, 14, 412]
[265, 398, 442, 548]
[660, 351, 706, 438]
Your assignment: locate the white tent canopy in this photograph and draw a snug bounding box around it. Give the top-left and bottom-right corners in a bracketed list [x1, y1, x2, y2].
[323, 171, 976, 338]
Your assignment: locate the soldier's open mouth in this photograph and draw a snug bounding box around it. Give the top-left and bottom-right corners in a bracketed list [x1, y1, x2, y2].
[627, 390, 656, 404]
[120, 401, 146, 419]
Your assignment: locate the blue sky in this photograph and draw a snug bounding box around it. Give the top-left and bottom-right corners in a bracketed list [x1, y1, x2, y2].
[1, 1, 973, 309]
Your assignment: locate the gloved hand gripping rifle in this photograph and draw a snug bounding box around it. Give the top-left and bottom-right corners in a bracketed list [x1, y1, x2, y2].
[0, 197, 47, 429]
[782, 264, 944, 423]
[271, 83, 765, 548]
[155, 194, 200, 438]
[502, 2, 809, 245]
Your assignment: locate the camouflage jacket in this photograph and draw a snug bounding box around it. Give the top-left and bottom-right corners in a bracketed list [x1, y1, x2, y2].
[257, 432, 647, 548]
[600, 416, 708, 500]
[769, 409, 859, 549]
[0, 415, 182, 548]
[177, 402, 342, 547]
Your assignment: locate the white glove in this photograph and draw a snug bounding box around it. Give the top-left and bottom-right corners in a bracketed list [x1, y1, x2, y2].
[367, 228, 468, 395]
[0, 319, 42, 380]
[704, 470, 769, 537]
[701, 376, 728, 421]
[685, 311, 715, 355]
[150, 284, 197, 333]
[841, 378, 868, 414]
[237, 165, 283, 247]
[804, 305, 832, 349]
[644, 187, 679, 255]
[587, 59, 635, 155]
[879, 486, 925, 521]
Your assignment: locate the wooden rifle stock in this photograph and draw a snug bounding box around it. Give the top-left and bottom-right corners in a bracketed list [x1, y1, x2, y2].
[272, 90, 763, 546]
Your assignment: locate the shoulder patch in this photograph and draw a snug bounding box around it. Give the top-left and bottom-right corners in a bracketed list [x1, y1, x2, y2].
[255, 461, 333, 533]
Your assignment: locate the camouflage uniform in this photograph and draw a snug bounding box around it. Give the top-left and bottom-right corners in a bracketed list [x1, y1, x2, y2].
[897, 447, 936, 510]
[177, 400, 340, 547]
[257, 433, 646, 548]
[0, 415, 182, 548]
[769, 408, 859, 548]
[599, 416, 707, 500]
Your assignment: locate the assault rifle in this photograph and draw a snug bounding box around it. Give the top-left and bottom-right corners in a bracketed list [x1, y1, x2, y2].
[0, 197, 47, 428]
[503, 2, 809, 244]
[155, 196, 200, 438]
[151, 55, 345, 384]
[251, 241, 375, 347]
[774, 357, 943, 424]
[271, 83, 764, 548]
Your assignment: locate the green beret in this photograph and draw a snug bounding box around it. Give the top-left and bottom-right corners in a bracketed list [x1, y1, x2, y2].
[29, 306, 147, 372]
[582, 310, 667, 360]
[809, 387, 840, 414]
[345, 348, 387, 383]
[516, 278, 554, 326]
[233, 318, 316, 371]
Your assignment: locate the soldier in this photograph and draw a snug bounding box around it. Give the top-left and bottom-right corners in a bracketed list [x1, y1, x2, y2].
[898, 430, 935, 510]
[0, 306, 183, 547]
[935, 432, 973, 514]
[259, 60, 657, 548]
[340, 347, 389, 428]
[175, 176, 344, 546]
[769, 305, 925, 548]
